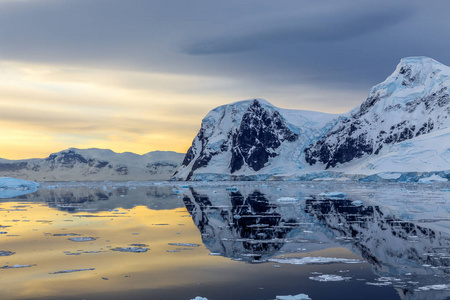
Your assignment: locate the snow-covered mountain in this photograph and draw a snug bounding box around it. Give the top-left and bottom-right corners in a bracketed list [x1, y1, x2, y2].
[174, 57, 450, 181]
[173, 99, 338, 180]
[0, 148, 184, 181]
[305, 57, 450, 169]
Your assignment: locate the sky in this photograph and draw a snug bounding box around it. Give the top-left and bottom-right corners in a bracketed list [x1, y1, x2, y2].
[1, 0, 450, 159]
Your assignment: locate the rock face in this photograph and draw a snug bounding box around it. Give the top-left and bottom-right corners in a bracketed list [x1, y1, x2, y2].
[305, 57, 450, 168]
[0, 149, 184, 181]
[229, 101, 298, 173]
[173, 99, 338, 180]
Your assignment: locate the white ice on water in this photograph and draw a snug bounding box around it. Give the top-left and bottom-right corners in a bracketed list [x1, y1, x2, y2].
[0, 177, 40, 198]
[269, 257, 364, 265]
[276, 294, 312, 300]
[309, 274, 352, 282]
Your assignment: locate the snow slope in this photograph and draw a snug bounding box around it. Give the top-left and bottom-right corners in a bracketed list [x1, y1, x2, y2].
[0, 148, 184, 181]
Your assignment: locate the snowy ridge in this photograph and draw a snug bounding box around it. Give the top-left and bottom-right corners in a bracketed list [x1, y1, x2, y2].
[305, 56, 450, 169]
[0, 148, 184, 181]
[175, 57, 450, 181]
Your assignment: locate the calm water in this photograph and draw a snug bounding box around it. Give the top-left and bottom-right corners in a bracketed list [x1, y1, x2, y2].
[0, 181, 449, 300]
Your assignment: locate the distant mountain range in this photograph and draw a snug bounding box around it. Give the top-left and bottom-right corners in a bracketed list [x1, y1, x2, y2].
[174, 57, 450, 182]
[0, 148, 184, 181]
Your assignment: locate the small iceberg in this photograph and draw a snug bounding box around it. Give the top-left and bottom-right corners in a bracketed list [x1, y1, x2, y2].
[276, 294, 312, 300]
[50, 268, 95, 274]
[0, 177, 40, 199]
[1, 264, 33, 269]
[111, 247, 149, 253]
[269, 257, 364, 265]
[276, 197, 299, 203]
[168, 243, 200, 247]
[318, 192, 347, 199]
[351, 200, 363, 206]
[309, 274, 351, 282]
[68, 237, 97, 242]
[415, 284, 450, 291]
[418, 175, 448, 183]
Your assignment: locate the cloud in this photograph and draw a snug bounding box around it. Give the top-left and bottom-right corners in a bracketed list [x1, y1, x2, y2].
[185, 4, 414, 55]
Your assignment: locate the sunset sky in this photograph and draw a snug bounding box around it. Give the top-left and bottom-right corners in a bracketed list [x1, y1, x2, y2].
[1, 0, 449, 159]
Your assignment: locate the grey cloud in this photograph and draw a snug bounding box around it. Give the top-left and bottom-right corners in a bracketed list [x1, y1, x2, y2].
[185, 6, 414, 55]
[0, 0, 450, 110]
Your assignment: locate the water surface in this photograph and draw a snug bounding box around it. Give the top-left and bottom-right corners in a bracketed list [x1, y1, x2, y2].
[0, 181, 449, 300]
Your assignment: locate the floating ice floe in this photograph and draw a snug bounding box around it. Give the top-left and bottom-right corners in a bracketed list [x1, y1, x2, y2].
[191, 297, 208, 300]
[168, 243, 200, 247]
[276, 294, 312, 300]
[50, 268, 95, 274]
[366, 282, 392, 286]
[68, 237, 97, 242]
[269, 257, 364, 265]
[351, 200, 363, 206]
[415, 284, 450, 291]
[53, 233, 80, 237]
[1, 264, 33, 269]
[111, 247, 148, 253]
[0, 177, 40, 199]
[318, 192, 347, 199]
[418, 175, 448, 183]
[0, 251, 15, 256]
[276, 197, 299, 203]
[309, 274, 352, 282]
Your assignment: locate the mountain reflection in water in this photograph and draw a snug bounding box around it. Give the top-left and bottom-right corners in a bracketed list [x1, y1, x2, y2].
[183, 190, 300, 262]
[183, 187, 450, 299]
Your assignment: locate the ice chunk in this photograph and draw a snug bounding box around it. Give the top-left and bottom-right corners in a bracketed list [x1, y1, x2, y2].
[68, 237, 97, 242]
[415, 284, 450, 291]
[366, 282, 392, 286]
[168, 243, 200, 247]
[111, 247, 148, 253]
[276, 294, 312, 300]
[269, 257, 364, 265]
[53, 233, 80, 236]
[318, 192, 346, 199]
[351, 200, 363, 206]
[0, 177, 40, 199]
[1, 264, 32, 269]
[309, 274, 351, 282]
[191, 297, 208, 300]
[277, 197, 299, 203]
[50, 268, 95, 274]
[418, 175, 448, 183]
